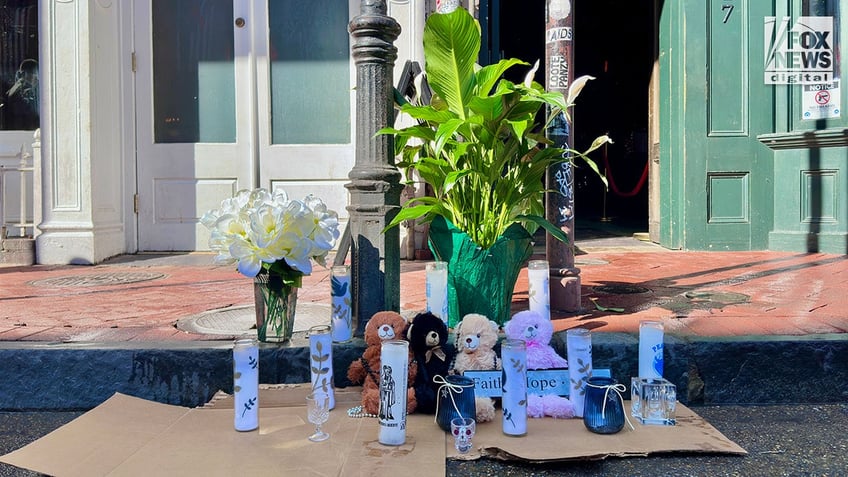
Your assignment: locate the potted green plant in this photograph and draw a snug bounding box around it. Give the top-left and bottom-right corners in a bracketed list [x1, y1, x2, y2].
[381, 7, 610, 326]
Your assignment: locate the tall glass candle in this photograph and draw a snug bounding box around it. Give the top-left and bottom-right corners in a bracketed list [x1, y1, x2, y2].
[330, 265, 352, 342]
[501, 339, 527, 436]
[425, 261, 449, 326]
[378, 340, 409, 445]
[309, 325, 335, 410]
[527, 260, 550, 319]
[233, 337, 259, 431]
[566, 328, 592, 417]
[639, 321, 664, 378]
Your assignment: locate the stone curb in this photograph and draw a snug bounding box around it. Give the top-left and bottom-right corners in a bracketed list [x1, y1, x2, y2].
[1, 333, 846, 410]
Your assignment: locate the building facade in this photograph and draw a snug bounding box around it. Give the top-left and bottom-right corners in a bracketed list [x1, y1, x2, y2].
[0, 0, 844, 265]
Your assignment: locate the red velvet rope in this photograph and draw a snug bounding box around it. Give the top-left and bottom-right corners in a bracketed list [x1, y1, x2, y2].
[602, 147, 649, 198]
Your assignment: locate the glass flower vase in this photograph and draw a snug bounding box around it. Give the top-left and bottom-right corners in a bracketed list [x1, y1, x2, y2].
[254, 271, 298, 343]
[583, 376, 626, 434]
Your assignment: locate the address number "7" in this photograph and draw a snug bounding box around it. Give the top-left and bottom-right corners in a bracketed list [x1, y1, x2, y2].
[721, 4, 734, 24]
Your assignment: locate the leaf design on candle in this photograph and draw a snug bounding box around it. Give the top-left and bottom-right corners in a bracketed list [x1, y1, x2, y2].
[234, 371, 242, 379]
[311, 340, 331, 390]
[242, 397, 257, 417]
[331, 275, 348, 297]
[234, 385, 242, 393]
[248, 355, 258, 370]
[577, 358, 590, 374]
[504, 407, 515, 428]
[511, 357, 525, 374]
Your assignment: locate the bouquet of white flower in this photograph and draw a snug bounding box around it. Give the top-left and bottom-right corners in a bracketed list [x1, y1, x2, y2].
[201, 188, 341, 341]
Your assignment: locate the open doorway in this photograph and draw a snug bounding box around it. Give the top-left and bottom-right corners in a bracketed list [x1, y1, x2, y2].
[497, 0, 654, 236]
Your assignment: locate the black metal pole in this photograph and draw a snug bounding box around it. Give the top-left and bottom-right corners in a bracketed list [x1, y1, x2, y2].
[347, 0, 403, 336]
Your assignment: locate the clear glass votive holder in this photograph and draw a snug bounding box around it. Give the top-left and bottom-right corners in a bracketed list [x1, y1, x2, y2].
[630, 377, 677, 425]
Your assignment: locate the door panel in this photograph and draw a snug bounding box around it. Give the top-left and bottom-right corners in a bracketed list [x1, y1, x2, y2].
[670, 0, 774, 250]
[135, 0, 253, 251]
[135, 0, 355, 251]
[255, 0, 353, 215]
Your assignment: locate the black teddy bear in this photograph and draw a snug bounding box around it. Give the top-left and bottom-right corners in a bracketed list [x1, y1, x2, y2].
[407, 312, 455, 414]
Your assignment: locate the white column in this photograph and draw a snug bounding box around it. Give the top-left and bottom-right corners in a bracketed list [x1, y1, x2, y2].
[36, 0, 127, 264]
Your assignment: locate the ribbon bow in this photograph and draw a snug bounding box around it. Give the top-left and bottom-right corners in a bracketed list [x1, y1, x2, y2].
[585, 381, 635, 431]
[425, 346, 446, 363]
[432, 375, 472, 424]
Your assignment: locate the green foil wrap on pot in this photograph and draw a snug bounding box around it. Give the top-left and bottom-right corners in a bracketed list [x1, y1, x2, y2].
[427, 216, 534, 327]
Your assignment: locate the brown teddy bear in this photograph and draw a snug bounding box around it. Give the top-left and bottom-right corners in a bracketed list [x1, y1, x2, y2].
[347, 311, 418, 416]
[450, 313, 501, 422]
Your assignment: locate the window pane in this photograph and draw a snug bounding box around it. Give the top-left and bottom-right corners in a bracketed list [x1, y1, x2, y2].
[0, 0, 39, 131]
[268, 1, 350, 144]
[152, 0, 235, 143]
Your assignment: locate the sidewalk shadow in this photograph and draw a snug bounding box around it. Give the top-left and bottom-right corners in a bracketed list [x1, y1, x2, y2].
[581, 253, 848, 320]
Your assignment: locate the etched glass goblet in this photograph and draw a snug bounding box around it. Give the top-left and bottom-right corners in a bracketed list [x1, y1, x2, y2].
[306, 393, 330, 442]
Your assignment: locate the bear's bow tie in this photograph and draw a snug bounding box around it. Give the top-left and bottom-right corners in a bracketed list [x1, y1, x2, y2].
[425, 346, 446, 363]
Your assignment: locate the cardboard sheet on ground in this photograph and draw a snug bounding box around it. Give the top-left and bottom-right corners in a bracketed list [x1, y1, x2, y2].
[1, 386, 745, 476]
[446, 401, 747, 462]
[0, 385, 445, 477]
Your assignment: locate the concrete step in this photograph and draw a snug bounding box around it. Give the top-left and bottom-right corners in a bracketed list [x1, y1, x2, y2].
[0, 237, 34, 266]
[1, 332, 845, 410]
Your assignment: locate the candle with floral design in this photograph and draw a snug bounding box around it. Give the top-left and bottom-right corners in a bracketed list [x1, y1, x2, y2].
[566, 328, 592, 417]
[309, 325, 335, 410]
[330, 265, 352, 342]
[501, 339, 527, 436]
[233, 337, 259, 431]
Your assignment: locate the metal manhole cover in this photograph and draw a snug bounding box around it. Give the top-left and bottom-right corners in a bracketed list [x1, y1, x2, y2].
[176, 303, 332, 335]
[593, 284, 651, 295]
[28, 272, 166, 288]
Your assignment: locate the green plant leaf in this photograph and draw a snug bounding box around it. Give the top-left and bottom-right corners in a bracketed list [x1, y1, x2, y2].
[589, 297, 625, 313]
[516, 214, 568, 243]
[423, 9, 479, 119]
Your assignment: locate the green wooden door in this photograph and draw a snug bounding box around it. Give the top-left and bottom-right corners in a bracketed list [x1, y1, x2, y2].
[660, 0, 775, 250]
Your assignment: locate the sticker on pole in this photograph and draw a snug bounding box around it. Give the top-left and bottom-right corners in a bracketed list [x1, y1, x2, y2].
[802, 81, 840, 120]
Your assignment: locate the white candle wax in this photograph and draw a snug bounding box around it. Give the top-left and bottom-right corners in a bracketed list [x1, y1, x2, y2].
[501, 339, 527, 436]
[425, 261, 449, 326]
[309, 325, 335, 410]
[527, 260, 550, 319]
[639, 321, 664, 378]
[330, 266, 352, 342]
[378, 340, 409, 445]
[566, 328, 592, 417]
[233, 338, 259, 431]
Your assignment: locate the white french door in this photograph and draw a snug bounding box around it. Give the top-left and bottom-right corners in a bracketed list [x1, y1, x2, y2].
[134, 0, 354, 251]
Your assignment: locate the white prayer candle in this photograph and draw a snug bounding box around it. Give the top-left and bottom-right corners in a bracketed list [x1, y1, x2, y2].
[566, 328, 592, 417]
[501, 339, 527, 436]
[233, 337, 259, 431]
[425, 261, 449, 326]
[378, 340, 409, 445]
[309, 325, 335, 410]
[527, 260, 550, 319]
[330, 265, 352, 342]
[639, 321, 664, 378]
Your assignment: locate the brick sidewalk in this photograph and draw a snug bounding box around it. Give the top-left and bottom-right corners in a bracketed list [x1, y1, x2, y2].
[1, 246, 847, 342]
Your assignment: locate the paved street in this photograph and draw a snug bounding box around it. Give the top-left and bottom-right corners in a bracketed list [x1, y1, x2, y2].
[1, 403, 846, 476]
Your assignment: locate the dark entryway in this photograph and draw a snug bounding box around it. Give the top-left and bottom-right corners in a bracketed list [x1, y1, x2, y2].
[495, 0, 654, 232]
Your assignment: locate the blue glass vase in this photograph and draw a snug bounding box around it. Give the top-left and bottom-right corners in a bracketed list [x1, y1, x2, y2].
[435, 375, 476, 432]
[583, 376, 625, 434]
